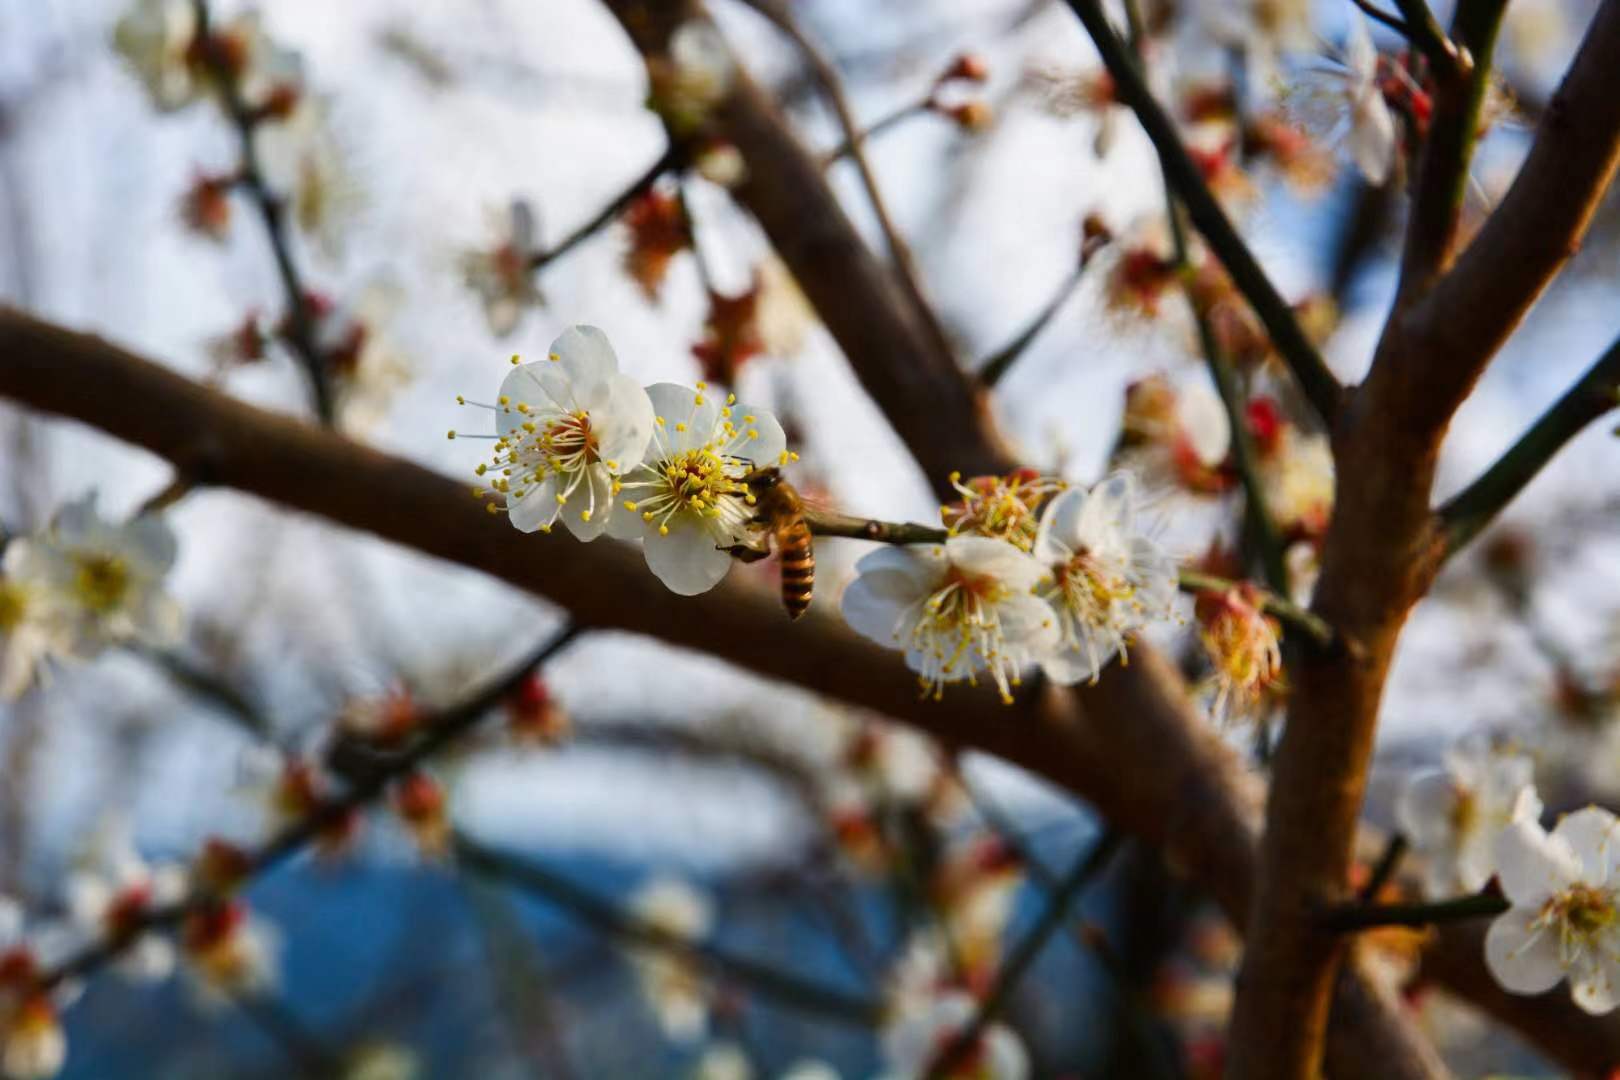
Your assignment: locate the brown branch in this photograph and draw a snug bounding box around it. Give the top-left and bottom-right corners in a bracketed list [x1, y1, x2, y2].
[5, 307, 1605, 1075]
[1226, 4, 1620, 1076]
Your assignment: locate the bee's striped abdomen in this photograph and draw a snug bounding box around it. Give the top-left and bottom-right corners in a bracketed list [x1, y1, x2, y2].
[777, 520, 814, 620]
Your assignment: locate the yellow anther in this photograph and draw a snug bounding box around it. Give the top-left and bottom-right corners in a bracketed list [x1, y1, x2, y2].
[510, 354, 521, 365]
[658, 525, 669, 536]
[517, 402, 531, 414]
[726, 393, 736, 405]
[695, 381, 707, 391]
[581, 510, 592, 522]
[486, 502, 499, 514]
[456, 395, 466, 405]
[675, 422, 687, 432]
[447, 430, 457, 439]
[472, 487, 486, 497]
[642, 511, 654, 522]
[747, 429, 759, 440]
[605, 459, 619, 470]
[522, 421, 537, 433]
[499, 395, 510, 406]
[475, 464, 487, 476]
[548, 352, 560, 362]
[555, 493, 568, 505]
[624, 501, 638, 511]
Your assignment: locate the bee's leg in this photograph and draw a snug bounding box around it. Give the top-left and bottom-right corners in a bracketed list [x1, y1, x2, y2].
[722, 544, 771, 564]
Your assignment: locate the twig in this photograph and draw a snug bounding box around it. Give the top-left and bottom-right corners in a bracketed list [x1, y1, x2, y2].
[1358, 833, 1408, 901]
[453, 832, 883, 1026]
[803, 508, 947, 544]
[1322, 891, 1506, 932]
[1176, 570, 1336, 650]
[731, 0, 961, 368]
[133, 646, 269, 738]
[1437, 332, 1620, 561]
[1389, 0, 1466, 81]
[527, 147, 678, 273]
[820, 100, 932, 168]
[190, 0, 334, 425]
[1061, 0, 1344, 424]
[41, 622, 582, 988]
[923, 829, 1123, 1078]
[978, 263, 1088, 387]
[1347, 0, 1412, 39]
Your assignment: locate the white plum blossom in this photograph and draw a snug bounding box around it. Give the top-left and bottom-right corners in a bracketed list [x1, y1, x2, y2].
[881, 990, 1028, 1080]
[112, 0, 201, 112]
[1396, 742, 1543, 897]
[627, 877, 713, 1042]
[1033, 474, 1177, 685]
[65, 820, 186, 983]
[460, 200, 545, 337]
[181, 901, 280, 1005]
[1340, 16, 1397, 185]
[258, 98, 360, 260]
[472, 326, 655, 542]
[1485, 806, 1620, 1015]
[0, 542, 71, 702]
[29, 495, 181, 657]
[842, 538, 1059, 703]
[616, 383, 786, 595]
[0, 898, 72, 1080]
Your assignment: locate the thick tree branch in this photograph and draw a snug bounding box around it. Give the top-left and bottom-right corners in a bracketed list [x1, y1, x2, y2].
[1061, 0, 1345, 425]
[1227, 4, 1620, 1076]
[5, 307, 1610, 1076]
[1438, 331, 1620, 560]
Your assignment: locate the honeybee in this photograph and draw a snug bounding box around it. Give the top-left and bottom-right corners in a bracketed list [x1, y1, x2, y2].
[730, 466, 814, 619]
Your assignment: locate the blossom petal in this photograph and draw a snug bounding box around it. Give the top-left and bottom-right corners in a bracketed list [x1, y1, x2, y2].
[587, 374, 656, 468]
[852, 545, 945, 593]
[507, 476, 562, 533]
[1349, 94, 1397, 185]
[946, 536, 1046, 593]
[1484, 911, 1566, 995]
[1075, 472, 1136, 550]
[1553, 806, 1620, 885]
[842, 571, 923, 646]
[1040, 646, 1103, 687]
[1570, 950, 1620, 1015]
[561, 466, 615, 542]
[549, 324, 620, 386]
[1395, 770, 1459, 852]
[124, 514, 179, 572]
[1494, 818, 1581, 907]
[728, 402, 786, 468]
[646, 383, 721, 454]
[1180, 381, 1231, 466]
[1034, 488, 1086, 564]
[643, 516, 732, 595]
[997, 592, 1062, 660]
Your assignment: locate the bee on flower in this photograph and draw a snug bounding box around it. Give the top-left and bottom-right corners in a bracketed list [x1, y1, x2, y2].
[627, 877, 713, 1042]
[1396, 739, 1543, 897]
[460, 199, 545, 338]
[1485, 805, 1620, 1015]
[615, 383, 788, 595]
[1032, 474, 1178, 686]
[841, 537, 1059, 704]
[460, 326, 654, 542]
[1196, 583, 1284, 723]
[64, 819, 187, 982]
[941, 469, 1066, 554]
[25, 494, 182, 660]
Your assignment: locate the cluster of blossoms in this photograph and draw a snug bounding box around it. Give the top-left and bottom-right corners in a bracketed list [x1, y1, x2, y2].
[0, 495, 181, 701]
[114, 0, 394, 433]
[846, 472, 1176, 702]
[1397, 740, 1620, 1015]
[455, 325, 792, 596]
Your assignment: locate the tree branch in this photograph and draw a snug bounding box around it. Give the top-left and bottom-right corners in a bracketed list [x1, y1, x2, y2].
[1061, 0, 1345, 425]
[1437, 331, 1620, 560]
[1323, 892, 1505, 931]
[924, 830, 1123, 1077]
[4, 306, 1603, 1076]
[1389, 0, 1465, 82]
[528, 148, 678, 273]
